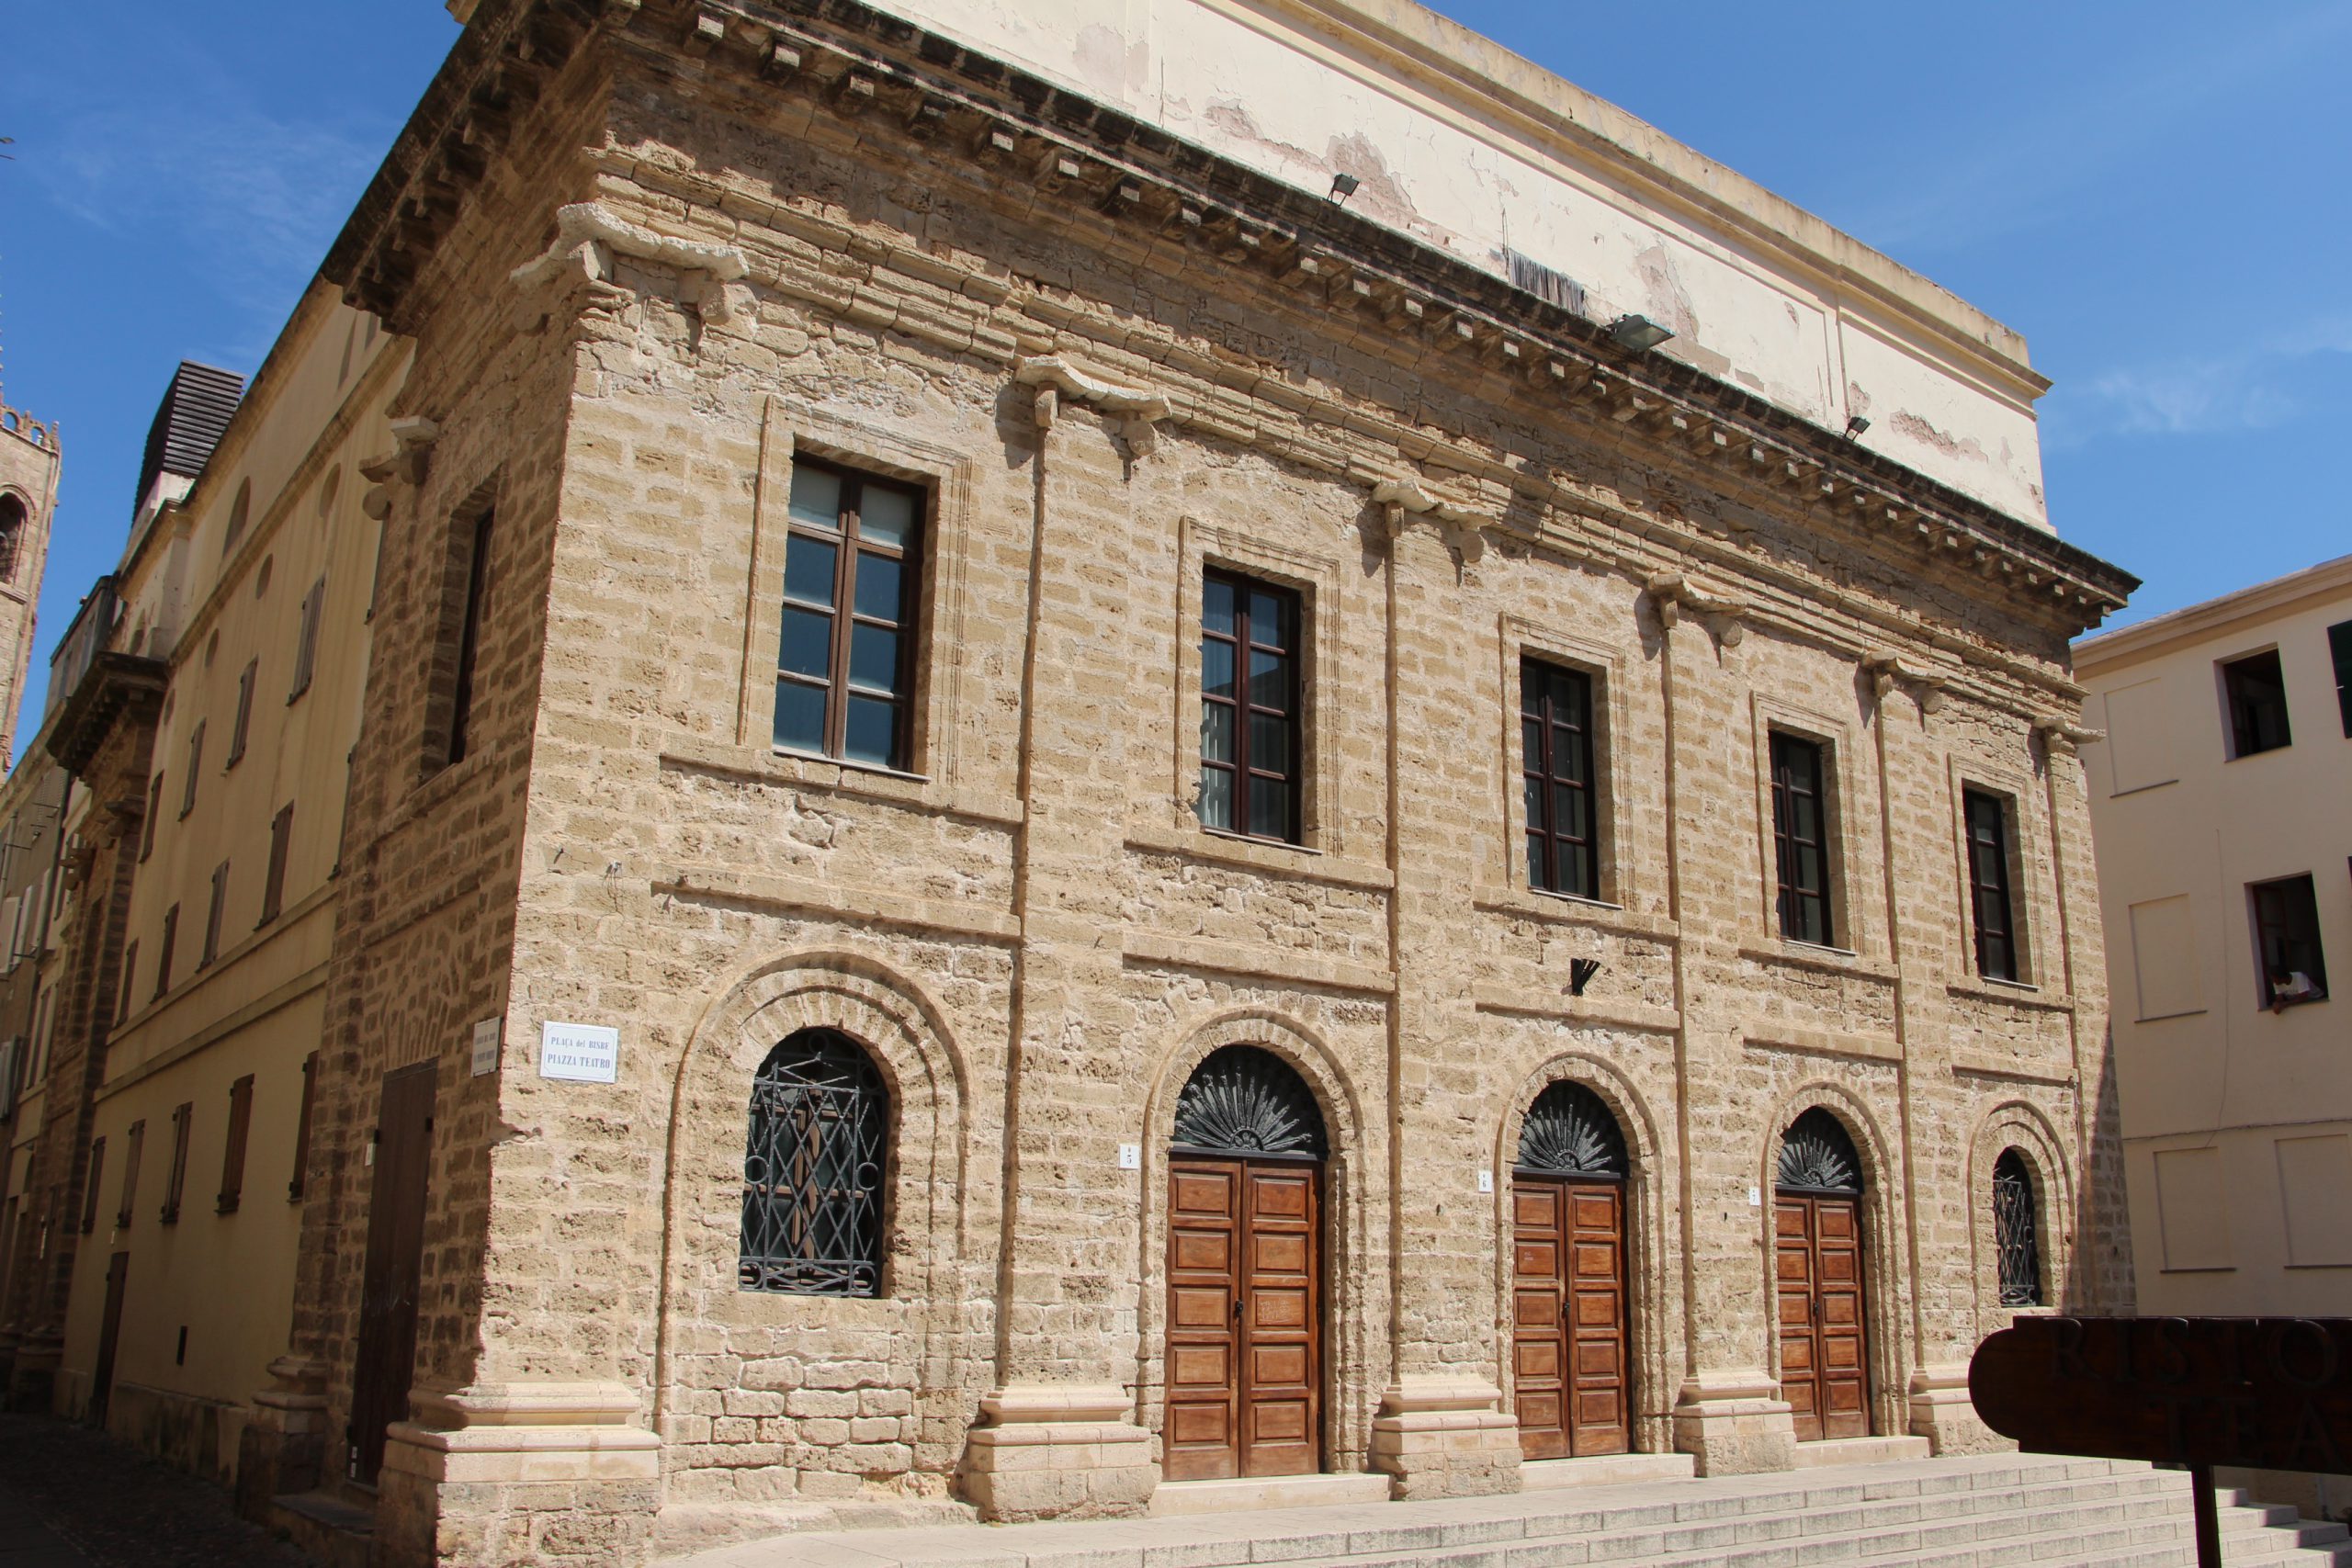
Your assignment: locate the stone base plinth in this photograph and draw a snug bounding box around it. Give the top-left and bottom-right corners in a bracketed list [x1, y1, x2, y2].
[1907, 1363, 2009, 1456]
[236, 1356, 331, 1518]
[957, 1384, 1156, 1521]
[375, 1382, 662, 1568]
[1370, 1378, 1521, 1499]
[6, 1334, 59, 1415]
[1670, 1370, 1796, 1476]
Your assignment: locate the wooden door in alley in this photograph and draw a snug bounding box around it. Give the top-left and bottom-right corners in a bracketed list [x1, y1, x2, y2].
[349, 1062, 435, 1483]
[92, 1251, 130, 1427]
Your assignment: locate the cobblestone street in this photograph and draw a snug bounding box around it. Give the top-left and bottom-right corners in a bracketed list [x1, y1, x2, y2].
[0, 1414, 311, 1566]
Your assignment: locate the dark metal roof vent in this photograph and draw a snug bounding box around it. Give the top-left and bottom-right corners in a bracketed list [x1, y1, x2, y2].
[133, 361, 246, 513]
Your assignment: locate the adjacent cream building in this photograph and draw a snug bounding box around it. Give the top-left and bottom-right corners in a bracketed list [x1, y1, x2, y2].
[2075, 553, 2352, 1508]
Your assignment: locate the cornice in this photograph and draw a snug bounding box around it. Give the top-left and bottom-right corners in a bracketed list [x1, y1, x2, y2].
[324, 0, 2135, 645]
[2072, 551, 2352, 676]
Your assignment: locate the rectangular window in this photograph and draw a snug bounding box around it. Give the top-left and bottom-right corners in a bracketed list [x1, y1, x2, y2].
[2222, 649, 2292, 758]
[1197, 571, 1302, 843]
[117, 942, 139, 1024]
[200, 862, 229, 969]
[288, 1051, 318, 1202]
[180, 722, 206, 817]
[289, 576, 323, 702]
[227, 659, 257, 766]
[260, 804, 294, 927]
[1770, 731, 1834, 946]
[116, 1121, 144, 1230]
[217, 1075, 254, 1214]
[161, 1101, 192, 1224]
[446, 509, 494, 767]
[141, 773, 164, 862]
[773, 461, 922, 770]
[1521, 658, 1599, 899]
[1963, 789, 2020, 982]
[153, 904, 179, 998]
[2251, 874, 2329, 1011]
[80, 1138, 105, 1235]
[2330, 621, 2352, 739]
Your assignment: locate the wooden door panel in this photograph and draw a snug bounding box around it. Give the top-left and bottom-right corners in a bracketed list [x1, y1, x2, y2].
[1776, 1194, 1871, 1444]
[350, 1063, 436, 1484]
[1166, 1156, 1242, 1481]
[1238, 1164, 1318, 1477]
[1510, 1177, 1569, 1461]
[1565, 1182, 1630, 1456]
[1514, 1175, 1631, 1461]
[1168, 1156, 1321, 1481]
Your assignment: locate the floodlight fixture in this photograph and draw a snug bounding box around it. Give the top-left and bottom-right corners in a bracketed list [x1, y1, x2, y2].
[1329, 172, 1361, 204]
[1609, 313, 1673, 352]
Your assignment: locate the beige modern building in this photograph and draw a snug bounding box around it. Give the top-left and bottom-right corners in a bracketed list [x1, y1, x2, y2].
[2075, 553, 2352, 1509]
[8, 1, 2143, 1562]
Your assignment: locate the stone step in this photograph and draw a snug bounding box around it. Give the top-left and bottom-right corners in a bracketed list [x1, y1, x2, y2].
[266, 1489, 371, 1568]
[1521, 1452, 1698, 1491]
[1151, 1472, 1394, 1517]
[1792, 1438, 1935, 1470]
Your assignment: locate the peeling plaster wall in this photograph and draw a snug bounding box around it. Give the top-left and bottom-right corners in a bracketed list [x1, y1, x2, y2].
[892, 0, 2055, 529]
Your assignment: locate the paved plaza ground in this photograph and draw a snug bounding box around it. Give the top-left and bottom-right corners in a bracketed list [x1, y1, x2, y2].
[0, 1414, 310, 1567]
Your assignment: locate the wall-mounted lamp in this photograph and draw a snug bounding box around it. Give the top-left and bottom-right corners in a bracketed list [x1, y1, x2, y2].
[1844, 414, 1872, 439]
[1608, 314, 1673, 352]
[1329, 173, 1360, 204]
[1569, 957, 1602, 997]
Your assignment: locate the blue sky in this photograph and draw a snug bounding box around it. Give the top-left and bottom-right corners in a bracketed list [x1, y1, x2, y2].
[4, 3, 2346, 756]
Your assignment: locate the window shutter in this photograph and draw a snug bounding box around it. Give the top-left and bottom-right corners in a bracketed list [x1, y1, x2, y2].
[218, 1076, 254, 1213]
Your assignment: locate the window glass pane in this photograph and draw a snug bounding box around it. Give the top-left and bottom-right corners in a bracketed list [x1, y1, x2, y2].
[1792, 793, 1819, 844]
[842, 696, 898, 766]
[856, 483, 917, 549]
[1522, 774, 1543, 831]
[853, 551, 903, 620]
[1203, 639, 1236, 700]
[1561, 843, 1590, 898]
[1554, 722, 1587, 783]
[1248, 648, 1287, 709]
[849, 623, 900, 694]
[1521, 716, 1543, 767]
[1248, 776, 1291, 840]
[778, 607, 833, 678]
[1248, 590, 1287, 649]
[1203, 578, 1235, 637]
[1525, 831, 1545, 887]
[787, 466, 842, 529]
[1249, 712, 1292, 777]
[1200, 703, 1234, 763]
[774, 680, 826, 751]
[1555, 782, 1586, 841]
[784, 536, 837, 606]
[1198, 766, 1234, 830]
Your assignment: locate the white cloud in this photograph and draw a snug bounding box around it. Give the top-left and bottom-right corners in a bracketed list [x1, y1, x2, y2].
[2042, 315, 2352, 449]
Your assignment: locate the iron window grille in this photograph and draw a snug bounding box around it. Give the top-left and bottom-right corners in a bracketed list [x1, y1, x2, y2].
[774, 460, 922, 771]
[1521, 659, 1599, 899]
[1777, 1108, 1862, 1195]
[740, 1029, 888, 1297]
[1770, 732, 1833, 946]
[2222, 649, 2292, 759]
[1197, 571, 1302, 843]
[1515, 1080, 1626, 1179]
[1992, 1148, 2043, 1307]
[1963, 789, 2019, 982]
[1170, 1044, 1326, 1160]
[2250, 874, 2329, 1011]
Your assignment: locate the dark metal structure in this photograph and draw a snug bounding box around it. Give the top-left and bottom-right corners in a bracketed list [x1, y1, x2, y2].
[740, 1029, 889, 1297]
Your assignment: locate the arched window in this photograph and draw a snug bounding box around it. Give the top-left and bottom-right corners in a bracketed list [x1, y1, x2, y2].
[0, 493, 25, 583]
[223, 479, 252, 554]
[1993, 1148, 2043, 1306]
[739, 1028, 888, 1297]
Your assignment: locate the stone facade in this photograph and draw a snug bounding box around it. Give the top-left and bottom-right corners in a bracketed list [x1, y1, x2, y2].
[59, 1, 2148, 1563]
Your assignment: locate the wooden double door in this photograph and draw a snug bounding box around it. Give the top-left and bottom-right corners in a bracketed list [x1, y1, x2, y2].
[1510, 1176, 1631, 1460]
[1774, 1192, 1870, 1441]
[1165, 1156, 1320, 1480]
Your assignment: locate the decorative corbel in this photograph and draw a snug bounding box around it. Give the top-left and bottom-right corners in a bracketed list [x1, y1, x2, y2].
[359, 418, 442, 519]
[1646, 572, 1747, 645]
[1369, 479, 1489, 565]
[508, 201, 752, 335]
[1014, 355, 1170, 458]
[1863, 651, 1953, 715]
[2031, 717, 2104, 759]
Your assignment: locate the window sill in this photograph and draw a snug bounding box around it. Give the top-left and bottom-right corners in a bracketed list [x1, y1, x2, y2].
[1739, 941, 1896, 983]
[2261, 994, 2329, 1015]
[2225, 746, 2291, 763]
[1948, 976, 2076, 1015]
[1470, 884, 1679, 944]
[655, 737, 1021, 828]
[769, 746, 932, 787]
[1124, 820, 1393, 892]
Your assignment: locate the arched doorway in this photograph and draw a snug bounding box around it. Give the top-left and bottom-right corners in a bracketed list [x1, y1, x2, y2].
[1774, 1108, 1870, 1441]
[1510, 1080, 1632, 1460]
[1163, 1045, 1327, 1481]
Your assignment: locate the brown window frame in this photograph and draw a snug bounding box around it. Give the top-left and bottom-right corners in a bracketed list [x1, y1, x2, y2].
[116, 942, 139, 1024]
[116, 1120, 145, 1230]
[2222, 649, 2292, 759]
[1521, 658, 1600, 900]
[80, 1137, 106, 1235]
[446, 508, 494, 768]
[140, 773, 164, 862]
[227, 658, 257, 767]
[1197, 570, 1303, 844]
[200, 861, 229, 970]
[217, 1075, 254, 1214]
[2329, 621, 2352, 739]
[2251, 874, 2329, 1011]
[1770, 731, 1835, 947]
[288, 576, 324, 703]
[180, 722, 205, 818]
[1963, 788, 2020, 982]
[288, 1051, 318, 1203]
[153, 905, 180, 999]
[161, 1101, 192, 1225]
[772, 459, 924, 772]
[260, 804, 294, 927]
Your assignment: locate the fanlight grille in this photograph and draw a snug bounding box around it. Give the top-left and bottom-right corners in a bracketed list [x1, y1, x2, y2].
[740, 1029, 887, 1297]
[1776, 1107, 1862, 1194]
[1516, 1079, 1627, 1179]
[1171, 1045, 1326, 1159]
[1993, 1148, 2043, 1307]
